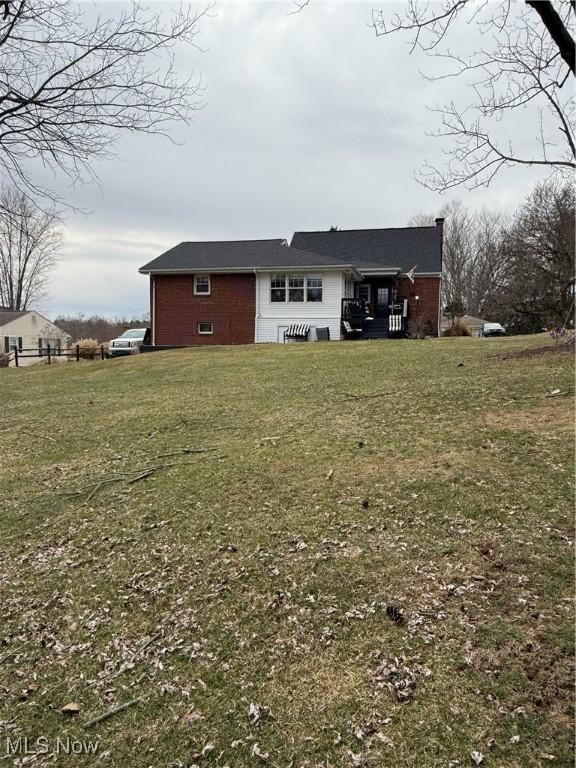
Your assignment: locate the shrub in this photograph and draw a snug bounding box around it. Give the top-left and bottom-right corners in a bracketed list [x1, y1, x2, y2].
[68, 338, 100, 359]
[443, 317, 472, 337]
[0, 352, 9, 368]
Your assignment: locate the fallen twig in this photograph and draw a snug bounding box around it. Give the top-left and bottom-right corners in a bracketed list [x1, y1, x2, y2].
[84, 698, 142, 728]
[128, 468, 159, 484]
[516, 390, 572, 400]
[326, 468, 334, 481]
[130, 631, 162, 660]
[341, 392, 391, 401]
[0, 644, 27, 664]
[68, 455, 225, 504]
[155, 447, 216, 458]
[93, 632, 163, 688]
[19, 429, 56, 442]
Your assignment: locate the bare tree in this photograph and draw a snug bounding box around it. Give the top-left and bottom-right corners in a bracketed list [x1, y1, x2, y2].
[0, 0, 207, 200]
[0, 186, 61, 310]
[409, 200, 506, 315]
[491, 179, 575, 331]
[466, 208, 508, 316]
[372, 1, 575, 190]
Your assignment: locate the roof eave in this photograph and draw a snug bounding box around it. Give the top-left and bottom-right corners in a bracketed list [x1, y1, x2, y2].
[139, 264, 358, 275]
[357, 267, 402, 276]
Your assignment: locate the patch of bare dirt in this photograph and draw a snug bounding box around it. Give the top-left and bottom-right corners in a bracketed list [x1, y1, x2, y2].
[492, 334, 575, 361]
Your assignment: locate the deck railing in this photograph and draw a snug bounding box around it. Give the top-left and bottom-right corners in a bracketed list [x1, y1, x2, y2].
[341, 298, 369, 326]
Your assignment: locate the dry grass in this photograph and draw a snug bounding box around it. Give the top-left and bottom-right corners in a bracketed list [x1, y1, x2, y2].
[482, 401, 574, 432]
[0, 334, 573, 768]
[442, 317, 472, 337]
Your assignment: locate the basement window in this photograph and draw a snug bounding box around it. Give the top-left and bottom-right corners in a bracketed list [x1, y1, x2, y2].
[198, 322, 213, 335]
[194, 275, 211, 295]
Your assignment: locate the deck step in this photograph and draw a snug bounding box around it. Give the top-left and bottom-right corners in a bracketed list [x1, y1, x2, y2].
[362, 330, 389, 339]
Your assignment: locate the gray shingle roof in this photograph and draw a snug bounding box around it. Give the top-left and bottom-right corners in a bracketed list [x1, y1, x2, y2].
[290, 227, 442, 274]
[0, 309, 29, 327]
[139, 239, 354, 273]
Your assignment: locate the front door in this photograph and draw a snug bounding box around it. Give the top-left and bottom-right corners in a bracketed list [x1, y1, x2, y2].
[375, 286, 390, 317]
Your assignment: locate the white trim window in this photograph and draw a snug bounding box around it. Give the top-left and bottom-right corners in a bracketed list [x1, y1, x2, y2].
[288, 274, 304, 302]
[194, 274, 211, 295]
[306, 274, 323, 302]
[270, 273, 323, 303]
[270, 273, 287, 302]
[198, 322, 213, 335]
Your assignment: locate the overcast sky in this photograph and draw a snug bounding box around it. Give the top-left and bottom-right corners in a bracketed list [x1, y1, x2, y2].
[39, 1, 546, 319]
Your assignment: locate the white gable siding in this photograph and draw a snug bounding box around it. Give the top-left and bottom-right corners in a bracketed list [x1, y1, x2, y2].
[255, 270, 345, 343]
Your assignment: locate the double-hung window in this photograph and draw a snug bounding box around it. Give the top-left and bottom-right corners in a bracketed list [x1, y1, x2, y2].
[194, 275, 211, 295]
[270, 274, 287, 302]
[288, 275, 304, 302]
[306, 275, 323, 302]
[6, 336, 20, 352]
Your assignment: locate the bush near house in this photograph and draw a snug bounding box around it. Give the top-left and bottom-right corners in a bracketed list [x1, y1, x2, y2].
[67, 338, 106, 359]
[0, 336, 573, 768]
[443, 317, 473, 336]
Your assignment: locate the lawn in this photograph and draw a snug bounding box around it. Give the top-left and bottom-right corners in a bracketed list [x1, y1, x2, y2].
[0, 335, 573, 768]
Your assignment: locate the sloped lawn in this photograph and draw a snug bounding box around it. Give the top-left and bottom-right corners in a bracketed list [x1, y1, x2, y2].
[0, 335, 573, 767]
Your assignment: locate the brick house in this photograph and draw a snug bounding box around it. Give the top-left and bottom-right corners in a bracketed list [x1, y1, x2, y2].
[139, 222, 443, 345]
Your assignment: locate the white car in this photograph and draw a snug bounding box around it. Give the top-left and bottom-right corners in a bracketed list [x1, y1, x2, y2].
[108, 328, 150, 357]
[481, 322, 506, 337]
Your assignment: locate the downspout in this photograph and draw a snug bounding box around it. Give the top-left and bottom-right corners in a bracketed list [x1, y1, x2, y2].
[435, 217, 445, 337]
[151, 276, 156, 346]
[253, 269, 259, 343]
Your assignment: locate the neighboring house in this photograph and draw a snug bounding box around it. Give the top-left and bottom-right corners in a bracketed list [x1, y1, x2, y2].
[139, 222, 443, 345]
[441, 315, 487, 337]
[0, 309, 70, 365]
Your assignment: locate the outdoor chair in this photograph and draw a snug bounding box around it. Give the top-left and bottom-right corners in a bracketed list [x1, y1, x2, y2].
[342, 320, 363, 339]
[284, 323, 310, 342]
[388, 314, 403, 338]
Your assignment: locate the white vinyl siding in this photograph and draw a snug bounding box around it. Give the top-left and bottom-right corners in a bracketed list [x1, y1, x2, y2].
[255, 270, 346, 343]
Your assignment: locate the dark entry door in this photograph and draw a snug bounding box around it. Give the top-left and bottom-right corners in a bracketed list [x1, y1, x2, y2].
[375, 286, 390, 317]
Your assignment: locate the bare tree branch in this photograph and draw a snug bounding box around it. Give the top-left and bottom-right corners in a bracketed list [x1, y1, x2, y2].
[526, 0, 575, 73]
[0, 0, 209, 203]
[371, 0, 575, 190]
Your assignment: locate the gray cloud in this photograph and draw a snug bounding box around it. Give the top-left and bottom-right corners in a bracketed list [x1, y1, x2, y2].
[39, 1, 545, 317]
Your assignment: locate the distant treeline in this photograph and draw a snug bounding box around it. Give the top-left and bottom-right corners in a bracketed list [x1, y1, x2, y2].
[54, 314, 149, 344]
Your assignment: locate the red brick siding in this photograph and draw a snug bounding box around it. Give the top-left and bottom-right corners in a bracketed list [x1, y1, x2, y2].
[396, 276, 441, 336]
[153, 274, 255, 345]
